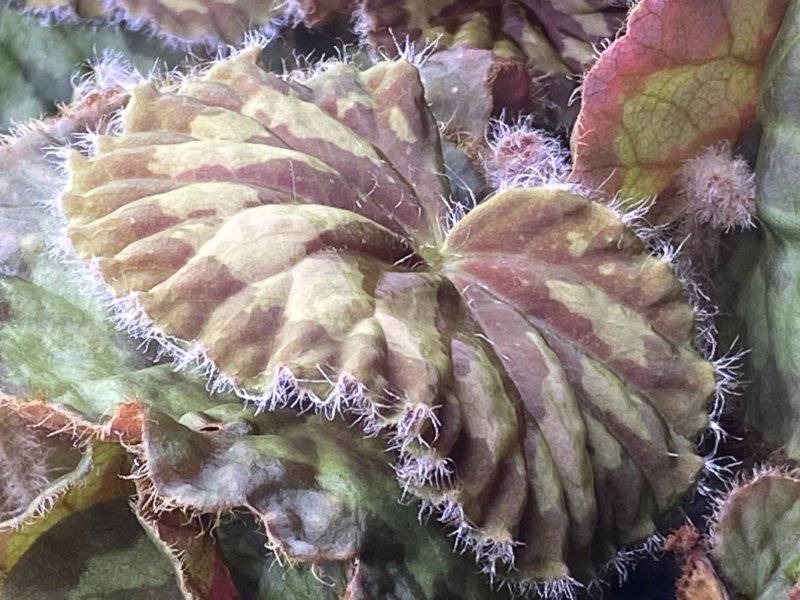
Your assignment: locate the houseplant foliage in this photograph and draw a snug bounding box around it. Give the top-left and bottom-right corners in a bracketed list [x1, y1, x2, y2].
[711, 470, 800, 599]
[737, 0, 800, 461]
[2, 0, 800, 599]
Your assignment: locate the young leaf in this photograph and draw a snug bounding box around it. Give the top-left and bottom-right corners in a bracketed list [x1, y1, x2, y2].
[570, 0, 787, 213]
[59, 49, 715, 586]
[711, 471, 800, 600]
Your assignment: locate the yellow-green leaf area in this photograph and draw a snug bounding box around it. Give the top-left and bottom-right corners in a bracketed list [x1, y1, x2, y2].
[614, 60, 758, 198]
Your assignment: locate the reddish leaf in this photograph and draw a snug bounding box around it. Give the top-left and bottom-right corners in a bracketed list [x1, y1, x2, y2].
[570, 0, 788, 214]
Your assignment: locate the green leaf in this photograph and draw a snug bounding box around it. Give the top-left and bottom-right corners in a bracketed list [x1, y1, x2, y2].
[711, 471, 800, 600]
[136, 402, 500, 599]
[59, 49, 715, 587]
[0, 6, 182, 131]
[0, 441, 173, 598]
[0, 400, 87, 526]
[3, 496, 185, 599]
[736, 0, 800, 459]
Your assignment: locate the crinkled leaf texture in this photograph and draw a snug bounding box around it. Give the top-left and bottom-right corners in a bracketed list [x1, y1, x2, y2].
[359, 0, 627, 74]
[59, 48, 715, 588]
[711, 471, 800, 600]
[0, 103, 497, 598]
[570, 0, 787, 214]
[737, 0, 800, 460]
[14, 0, 305, 47]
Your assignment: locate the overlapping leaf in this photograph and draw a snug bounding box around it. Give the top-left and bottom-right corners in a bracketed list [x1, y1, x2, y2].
[0, 6, 185, 132]
[0, 437, 186, 599]
[711, 471, 800, 599]
[359, 0, 627, 74]
[570, 0, 788, 213]
[0, 103, 497, 598]
[0, 399, 84, 524]
[737, 0, 800, 460]
[14, 0, 350, 46]
[133, 401, 498, 599]
[60, 48, 716, 585]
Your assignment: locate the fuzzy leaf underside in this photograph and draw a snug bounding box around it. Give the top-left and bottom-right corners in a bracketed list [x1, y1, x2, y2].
[711, 472, 800, 599]
[570, 0, 787, 213]
[61, 50, 715, 583]
[736, 0, 800, 460]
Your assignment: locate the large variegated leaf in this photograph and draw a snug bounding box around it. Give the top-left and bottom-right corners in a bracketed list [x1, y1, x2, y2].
[359, 0, 627, 74]
[60, 48, 715, 587]
[0, 103, 498, 598]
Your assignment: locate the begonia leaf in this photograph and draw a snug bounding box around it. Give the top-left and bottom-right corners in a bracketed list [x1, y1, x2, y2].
[570, 0, 787, 213]
[0, 7, 182, 131]
[417, 47, 532, 142]
[359, 0, 627, 74]
[736, 0, 800, 459]
[3, 497, 185, 599]
[134, 493, 242, 599]
[0, 102, 499, 598]
[131, 401, 498, 599]
[0, 397, 85, 524]
[711, 471, 800, 600]
[0, 440, 177, 599]
[59, 49, 716, 587]
[17, 0, 288, 46]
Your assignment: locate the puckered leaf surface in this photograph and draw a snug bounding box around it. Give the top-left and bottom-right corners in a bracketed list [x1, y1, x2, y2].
[133, 401, 499, 599]
[359, 0, 627, 74]
[60, 49, 715, 585]
[15, 0, 301, 46]
[570, 0, 787, 213]
[0, 100, 499, 598]
[711, 471, 800, 600]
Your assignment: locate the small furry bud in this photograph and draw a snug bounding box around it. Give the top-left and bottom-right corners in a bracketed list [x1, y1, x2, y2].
[483, 119, 568, 189]
[678, 142, 755, 232]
